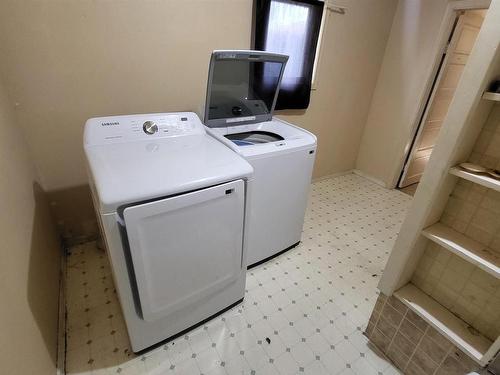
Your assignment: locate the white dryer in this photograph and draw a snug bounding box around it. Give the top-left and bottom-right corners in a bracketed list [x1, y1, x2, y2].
[204, 51, 317, 267]
[84, 112, 253, 352]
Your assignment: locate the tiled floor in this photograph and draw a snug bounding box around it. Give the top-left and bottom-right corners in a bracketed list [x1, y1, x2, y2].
[65, 174, 412, 375]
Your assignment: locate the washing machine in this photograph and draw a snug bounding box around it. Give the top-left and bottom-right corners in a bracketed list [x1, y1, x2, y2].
[203, 50, 317, 267]
[84, 112, 253, 352]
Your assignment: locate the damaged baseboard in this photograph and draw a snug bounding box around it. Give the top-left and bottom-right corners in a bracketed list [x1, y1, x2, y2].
[62, 232, 99, 248]
[56, 247, 67, 375]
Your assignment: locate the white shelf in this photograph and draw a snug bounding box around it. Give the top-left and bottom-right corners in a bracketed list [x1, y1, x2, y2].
[422, 223, 500, 279]
[450, 167, 500, 192]
[482, 91, 500, 101]
[394, 284, 492, 365]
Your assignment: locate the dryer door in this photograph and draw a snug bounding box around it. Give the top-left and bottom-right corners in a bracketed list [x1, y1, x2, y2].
[123, 180, 245, 322]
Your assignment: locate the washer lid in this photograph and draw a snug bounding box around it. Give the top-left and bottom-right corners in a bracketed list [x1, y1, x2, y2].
[84, 113, 253, 213]
[204, 50, 288, 128]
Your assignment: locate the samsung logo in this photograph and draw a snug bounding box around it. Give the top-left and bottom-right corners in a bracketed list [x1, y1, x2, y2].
[101, 121, 119, 126]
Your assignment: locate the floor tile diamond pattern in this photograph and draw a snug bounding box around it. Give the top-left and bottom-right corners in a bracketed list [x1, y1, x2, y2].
[65, 173, 411, 374]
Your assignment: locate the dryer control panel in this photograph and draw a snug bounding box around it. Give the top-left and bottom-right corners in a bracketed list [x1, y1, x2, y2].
[84, 112, 205, 146]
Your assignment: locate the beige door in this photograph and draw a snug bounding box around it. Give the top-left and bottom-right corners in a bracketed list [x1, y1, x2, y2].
[399, 10, 486, 188]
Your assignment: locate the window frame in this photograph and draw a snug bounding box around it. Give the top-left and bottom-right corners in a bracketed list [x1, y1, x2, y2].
[311, 1, 328, 90]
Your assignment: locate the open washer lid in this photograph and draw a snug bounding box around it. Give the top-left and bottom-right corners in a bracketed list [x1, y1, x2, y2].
[204, 50, 288, 128]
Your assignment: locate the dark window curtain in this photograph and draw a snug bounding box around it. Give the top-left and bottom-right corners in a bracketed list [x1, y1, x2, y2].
[253, 0, 324, 110]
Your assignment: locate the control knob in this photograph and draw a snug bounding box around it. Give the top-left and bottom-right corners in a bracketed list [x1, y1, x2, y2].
[143, 121, 158, 135]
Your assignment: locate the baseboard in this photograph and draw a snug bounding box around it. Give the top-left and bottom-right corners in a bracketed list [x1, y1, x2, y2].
[56, 248, 67, 375]
[312, 170, 354, 183]
[352, 169, 387, 188]
[63, 233, 99, 247]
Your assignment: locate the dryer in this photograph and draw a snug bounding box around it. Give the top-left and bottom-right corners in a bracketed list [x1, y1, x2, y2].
[84, 112, 253, 352]
[204, 50, 317, 267]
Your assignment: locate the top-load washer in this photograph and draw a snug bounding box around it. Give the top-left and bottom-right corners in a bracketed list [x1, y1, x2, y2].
[203, 50, 317, 267]
[84, 112, 253, 352]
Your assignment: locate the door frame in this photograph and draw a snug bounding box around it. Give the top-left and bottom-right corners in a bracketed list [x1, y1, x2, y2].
[398, 12, 464, 188]
[391, 0, 491, 189]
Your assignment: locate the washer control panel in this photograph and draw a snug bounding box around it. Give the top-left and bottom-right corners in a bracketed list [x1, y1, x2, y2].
[84, 112, 205, 146]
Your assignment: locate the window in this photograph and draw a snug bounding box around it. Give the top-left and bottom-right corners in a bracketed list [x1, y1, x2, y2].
[254, 0, 324, 110]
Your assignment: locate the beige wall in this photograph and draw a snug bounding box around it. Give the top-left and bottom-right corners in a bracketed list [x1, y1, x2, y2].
[277, 0, 397, 177]
[0, 0, 253, 191]
[0, 0, 397, 239]
[356, 0, 451, 187]
[0, 0, 396, 191]
[0, 77, 61, 373]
